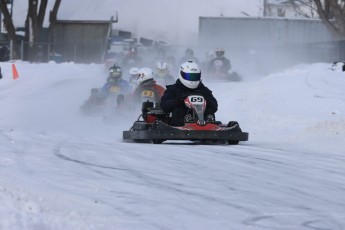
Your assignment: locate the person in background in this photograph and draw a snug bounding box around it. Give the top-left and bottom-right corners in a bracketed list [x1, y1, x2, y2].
[121, 46, 143, 72]
[154, 61, 175, 86]
[207, 48, 231, 75]
[130, 67, 165, 104]
[128, 67, 140, 90]
[179, 48, 200, 65]
[81, 65, 131, 114]
[160, 60, 218, 126]
[100, 65, 131, 96]
[90, 65, 131, 103]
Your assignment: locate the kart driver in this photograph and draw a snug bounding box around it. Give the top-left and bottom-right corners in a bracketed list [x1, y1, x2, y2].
[114, 67, 166, 120]
[160, 60, 218, 126]
[131, 67, 166, 104]
[85, 65, 131, 106]
[101, 65, 131, 96]
[154, 61, 176, 86]
[207, 48, 231, 75]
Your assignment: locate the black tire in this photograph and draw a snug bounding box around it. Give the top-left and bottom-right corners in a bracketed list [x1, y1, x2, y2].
[227, 121, 242, 132]
[134, 139, 151, 143]
[228, 140, 239, 145]
[152, 139, 163, 144]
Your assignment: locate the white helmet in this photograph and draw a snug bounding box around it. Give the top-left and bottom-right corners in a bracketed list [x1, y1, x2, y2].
[156, 61, 169, 77]
[179, 60, 201, 89]
[137, 67, 154, 84]
[129, 67, 139, 76]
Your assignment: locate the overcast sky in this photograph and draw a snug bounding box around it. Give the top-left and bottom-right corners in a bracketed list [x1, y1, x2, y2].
[13, 0, 262, 45]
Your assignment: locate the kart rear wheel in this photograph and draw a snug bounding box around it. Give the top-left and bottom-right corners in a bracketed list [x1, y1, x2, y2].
[152, 139, 163, 144]
[227, 140, 239, 145]
[134, 139, 151, 143]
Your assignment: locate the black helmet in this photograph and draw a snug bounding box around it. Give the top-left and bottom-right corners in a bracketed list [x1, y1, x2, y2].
[108, 65, 122, 81]
[215, 48, 225, 57]
[185, 48, 194, 57]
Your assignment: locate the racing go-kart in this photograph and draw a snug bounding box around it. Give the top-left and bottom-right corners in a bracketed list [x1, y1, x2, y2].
[123, 95, 249, 144]
[80, 86, 122, 116]
[205, 59, 242, 82]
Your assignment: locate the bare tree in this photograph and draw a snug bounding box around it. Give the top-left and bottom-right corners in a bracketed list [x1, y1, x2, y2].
[291, 0, 345, 39]
[288, 0, 318, 18]
[0, 0, 61, 60]
[0, 0, 20, 58]
[313, 0, 345, 39]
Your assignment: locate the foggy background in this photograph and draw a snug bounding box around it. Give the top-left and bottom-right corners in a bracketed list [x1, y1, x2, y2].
[10, 1, 342, 77]
[12, 0, 261, 45]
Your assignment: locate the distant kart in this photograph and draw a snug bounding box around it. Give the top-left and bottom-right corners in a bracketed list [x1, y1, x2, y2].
[80, 87, 122, 116]
[206, 59, 242, 81]
[123, 95, 248, 144]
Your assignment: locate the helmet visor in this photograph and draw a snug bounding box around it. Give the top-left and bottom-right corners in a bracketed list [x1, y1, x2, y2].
[180, 71, 201, 81]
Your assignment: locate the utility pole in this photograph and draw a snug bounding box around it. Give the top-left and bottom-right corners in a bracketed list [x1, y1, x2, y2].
[263, 0, 268, 17]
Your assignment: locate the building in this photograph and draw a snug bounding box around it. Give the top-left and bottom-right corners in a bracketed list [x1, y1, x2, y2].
[199, 16, 339, 73]
[52, 18, 114, 63]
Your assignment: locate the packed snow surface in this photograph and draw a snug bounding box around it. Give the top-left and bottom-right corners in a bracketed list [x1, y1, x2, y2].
[1, 61, 345, 229]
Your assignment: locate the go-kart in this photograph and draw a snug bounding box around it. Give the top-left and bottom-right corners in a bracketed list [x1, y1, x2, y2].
[123, 95, 249, 144]
[205, 59, 242, 82]
[80, 86, 122, 116]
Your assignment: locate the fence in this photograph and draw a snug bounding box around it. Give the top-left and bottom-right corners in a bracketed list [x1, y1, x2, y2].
[24, 41, 106, 64]
[0, 41, 107, 64]
[1, 39, 345, 71]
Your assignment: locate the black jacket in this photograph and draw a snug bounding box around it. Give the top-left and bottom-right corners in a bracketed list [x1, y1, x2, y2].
[160, 79, 218, 126]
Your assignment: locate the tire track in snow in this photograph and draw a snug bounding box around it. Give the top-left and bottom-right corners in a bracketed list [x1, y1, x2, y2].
[53, 140, 257, 216]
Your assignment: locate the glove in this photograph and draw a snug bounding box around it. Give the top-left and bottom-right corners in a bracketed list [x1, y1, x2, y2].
[205, 114, 215, 123]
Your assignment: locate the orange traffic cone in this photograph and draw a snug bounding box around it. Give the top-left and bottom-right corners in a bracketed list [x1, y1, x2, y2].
[12, 64, 19, 80]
